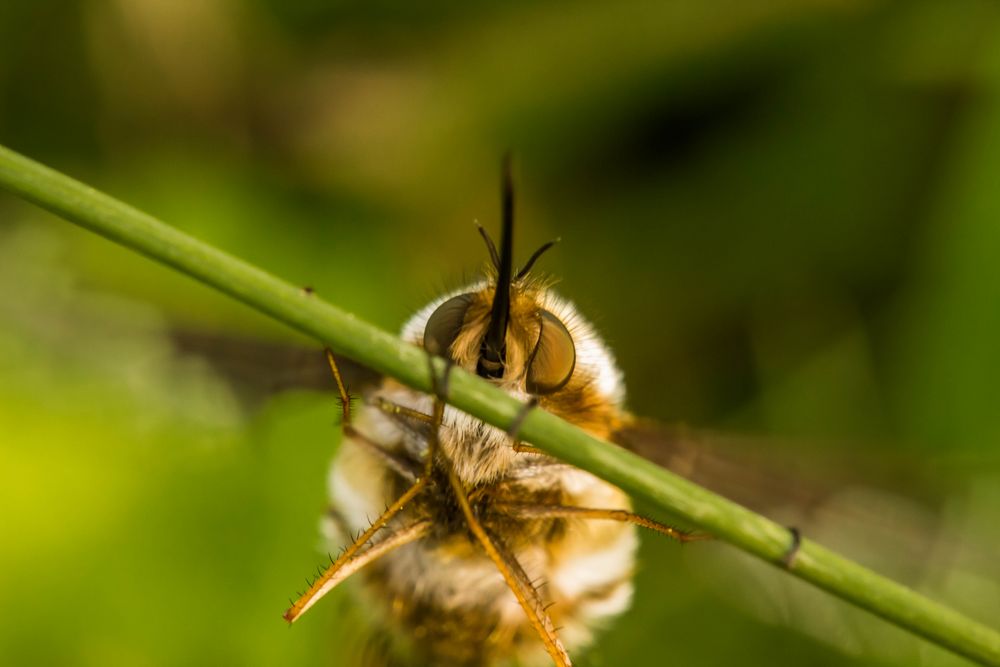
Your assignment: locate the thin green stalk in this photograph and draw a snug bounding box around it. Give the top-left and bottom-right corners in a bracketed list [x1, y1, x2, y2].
[1, 143, 998, 666]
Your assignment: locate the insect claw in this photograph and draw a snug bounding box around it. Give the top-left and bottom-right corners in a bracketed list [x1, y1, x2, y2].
[507, 397, 539, 443]
[424, 349, 454, 401]
[781, 526, 802, 569]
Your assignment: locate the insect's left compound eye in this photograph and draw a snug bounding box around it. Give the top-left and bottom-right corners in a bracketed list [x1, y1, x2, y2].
[423, 293, 474, 358]
[525, 310, 576, 394]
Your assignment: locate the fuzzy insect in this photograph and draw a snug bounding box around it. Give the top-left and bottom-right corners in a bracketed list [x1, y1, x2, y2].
[281, 158, 702, 666]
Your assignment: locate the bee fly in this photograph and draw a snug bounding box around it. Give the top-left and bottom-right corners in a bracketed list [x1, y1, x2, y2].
[283, 157, 704, 666]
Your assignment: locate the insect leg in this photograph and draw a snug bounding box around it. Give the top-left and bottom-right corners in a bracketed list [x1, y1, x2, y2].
[421, 355, 571, 663]
[440, 415, 572, 666]
[422, 350, 455, 477]
[284, 475, 430, 623]
[325, 348, 352, 425]
[284, 520, 431, 623]
[369, 396, 438, 463]
[325, 349, 422, 480]
[343, 424, 420, 482]
[494, 503, 711, 543]
[373, 396, 434, 424]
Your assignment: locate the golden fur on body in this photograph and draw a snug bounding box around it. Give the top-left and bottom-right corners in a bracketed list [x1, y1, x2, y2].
[325, 281, 637, 666]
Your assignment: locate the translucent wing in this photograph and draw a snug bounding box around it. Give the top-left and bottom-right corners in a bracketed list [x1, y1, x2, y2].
[611, 417, 945, 520]
[170, 329, 380, 407]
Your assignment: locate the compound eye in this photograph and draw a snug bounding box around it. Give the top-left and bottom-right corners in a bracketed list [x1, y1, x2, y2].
[423, 293, 474, 358]
[525, 310, 576, 395]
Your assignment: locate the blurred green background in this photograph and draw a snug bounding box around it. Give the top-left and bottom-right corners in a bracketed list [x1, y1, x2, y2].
[2, 1, 999, 665]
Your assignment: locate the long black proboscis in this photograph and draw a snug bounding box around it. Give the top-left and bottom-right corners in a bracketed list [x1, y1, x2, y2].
[478, 154, 514, 379]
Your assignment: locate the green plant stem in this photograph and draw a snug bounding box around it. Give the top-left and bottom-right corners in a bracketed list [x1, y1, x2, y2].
[1, 143, 998, 666]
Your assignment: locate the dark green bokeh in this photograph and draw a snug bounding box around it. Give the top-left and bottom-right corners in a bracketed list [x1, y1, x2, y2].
[1, 1, 999, 665]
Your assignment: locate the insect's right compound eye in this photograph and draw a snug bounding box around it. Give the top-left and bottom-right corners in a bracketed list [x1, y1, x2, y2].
[525, 310, 576, 395]
[423, 293, 475, 358]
